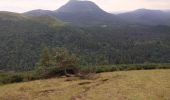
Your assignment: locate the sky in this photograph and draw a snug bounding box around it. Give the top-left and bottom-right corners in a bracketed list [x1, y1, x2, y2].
[0, 0, 170, 13]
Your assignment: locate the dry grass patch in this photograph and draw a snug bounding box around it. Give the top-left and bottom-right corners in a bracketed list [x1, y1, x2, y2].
[0, 69, 170, 100]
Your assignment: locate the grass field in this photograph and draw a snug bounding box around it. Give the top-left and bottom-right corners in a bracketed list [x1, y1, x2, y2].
[0, 69, 170, 100]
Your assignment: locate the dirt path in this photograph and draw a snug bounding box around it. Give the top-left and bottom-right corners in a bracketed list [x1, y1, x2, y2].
[71, 79, 109, 100]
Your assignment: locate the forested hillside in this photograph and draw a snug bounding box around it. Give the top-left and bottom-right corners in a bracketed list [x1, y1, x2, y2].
[0, 12, 170, 71]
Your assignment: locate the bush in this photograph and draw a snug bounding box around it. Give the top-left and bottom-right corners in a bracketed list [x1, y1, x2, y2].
[0, 71, 38, 85]
[0, 74, 23, 84]
[91, 63, 170, 73]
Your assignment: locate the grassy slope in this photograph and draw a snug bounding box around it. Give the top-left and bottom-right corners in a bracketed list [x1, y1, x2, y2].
[0, 69, 170, 100]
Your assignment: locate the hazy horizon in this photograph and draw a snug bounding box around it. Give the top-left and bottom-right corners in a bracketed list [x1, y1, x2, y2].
[0, 0, 170, 13]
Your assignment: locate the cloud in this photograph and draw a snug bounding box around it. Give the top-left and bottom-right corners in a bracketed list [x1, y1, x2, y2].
[0, 0, 169, 13]
[0, 0, 69, 12]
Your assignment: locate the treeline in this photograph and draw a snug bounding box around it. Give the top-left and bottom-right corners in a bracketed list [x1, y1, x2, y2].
[0, 47, 170, 85]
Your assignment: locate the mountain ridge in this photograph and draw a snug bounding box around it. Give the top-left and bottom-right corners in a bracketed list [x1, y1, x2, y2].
[24, 0, 124, 26]
[23, 0, 170, 26]
[118, 9, 170, 26]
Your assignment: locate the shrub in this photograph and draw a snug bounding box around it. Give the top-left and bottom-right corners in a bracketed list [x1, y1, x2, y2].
[0, 71, 38, 85]
[36, 47, 79, 78]
[89, 63, 170, 73]
[0, 74, 23, 84]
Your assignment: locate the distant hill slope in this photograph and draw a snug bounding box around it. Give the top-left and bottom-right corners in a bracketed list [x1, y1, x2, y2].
[24, 9, 56, 17]
[0, 69, 170, 100]
[118, 9, 170, 26]
[0, 11, 64, 27]
[0, 11, 66, 70]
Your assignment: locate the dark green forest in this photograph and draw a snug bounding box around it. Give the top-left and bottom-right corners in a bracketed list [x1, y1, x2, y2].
[0, 12, 170, 71]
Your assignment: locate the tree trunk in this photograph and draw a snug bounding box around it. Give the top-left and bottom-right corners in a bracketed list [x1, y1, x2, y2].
[64, 67, 67, 75]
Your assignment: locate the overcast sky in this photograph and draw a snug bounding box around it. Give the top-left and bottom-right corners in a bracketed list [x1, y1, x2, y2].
[0, 0, 170, 13]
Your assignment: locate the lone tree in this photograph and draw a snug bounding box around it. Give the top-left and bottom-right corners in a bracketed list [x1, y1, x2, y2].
[36, 47, 78, 77]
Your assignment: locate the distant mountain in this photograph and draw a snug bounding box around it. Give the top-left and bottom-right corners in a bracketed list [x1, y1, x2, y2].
[118, 9, 170, 26]
[56, 0, 105, 13]
[56, 0, 124, 26]
[24, 0, 123, 26]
